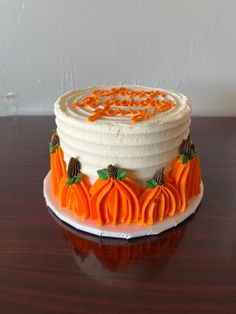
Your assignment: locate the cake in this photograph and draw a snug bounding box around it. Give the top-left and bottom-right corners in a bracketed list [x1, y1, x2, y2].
[47, 85, 202, 231]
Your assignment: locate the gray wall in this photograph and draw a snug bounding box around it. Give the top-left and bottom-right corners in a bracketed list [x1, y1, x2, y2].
[1, 0, 236, 116]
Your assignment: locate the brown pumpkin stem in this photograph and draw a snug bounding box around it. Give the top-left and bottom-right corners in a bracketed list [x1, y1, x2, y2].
[67, 157, 81, 179]
[179, 135, 195, 158]
[51, 133, 60, 146]
[183, 141, 192, 158]
[107, 164, 118, 179]
[153, 168, 164, 185]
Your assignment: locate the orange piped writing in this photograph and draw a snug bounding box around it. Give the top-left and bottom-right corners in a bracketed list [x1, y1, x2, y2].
[72, 87, 175, 123]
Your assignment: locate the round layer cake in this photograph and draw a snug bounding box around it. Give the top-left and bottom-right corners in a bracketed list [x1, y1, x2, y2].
[45, 84, 202, 234]
[54, 85, 191, 187]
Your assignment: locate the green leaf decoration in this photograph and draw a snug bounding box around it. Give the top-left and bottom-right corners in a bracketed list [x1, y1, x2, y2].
[65, 174, 82, 185]
[97, 168, 110, 181]
[180, 153, 188, 164]
[190, 151, 197, 159]
[146, 179, 158, 189]
[117, 168, 127, 181]
[49, 142, 59, 154]
[74, 175, 82, 183]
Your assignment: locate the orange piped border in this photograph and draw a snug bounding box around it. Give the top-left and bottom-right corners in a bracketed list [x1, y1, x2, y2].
[49, 147, 202, 226]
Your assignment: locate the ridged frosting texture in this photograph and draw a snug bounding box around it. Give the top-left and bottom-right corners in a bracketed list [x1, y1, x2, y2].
[54, 85, 191, 187]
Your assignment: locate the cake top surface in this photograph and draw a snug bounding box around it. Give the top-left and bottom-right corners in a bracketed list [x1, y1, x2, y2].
[55, 84, 191, 129]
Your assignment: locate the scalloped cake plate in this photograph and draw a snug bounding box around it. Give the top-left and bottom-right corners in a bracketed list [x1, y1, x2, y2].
[43, 171, 203, 239]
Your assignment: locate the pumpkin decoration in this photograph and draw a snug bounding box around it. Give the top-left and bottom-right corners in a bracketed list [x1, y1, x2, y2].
[58, 157, 91, 219]
[168, 135, 202, 212]
[49, 131, 66, 195]
[90, 165, 140, 225]
[139, 168, 180, 225]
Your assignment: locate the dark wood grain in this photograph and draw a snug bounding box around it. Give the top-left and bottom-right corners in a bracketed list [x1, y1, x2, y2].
[0, 116, 235, 314]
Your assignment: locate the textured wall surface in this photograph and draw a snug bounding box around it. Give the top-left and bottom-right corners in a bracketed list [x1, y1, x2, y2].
[0, 0, 235, 116]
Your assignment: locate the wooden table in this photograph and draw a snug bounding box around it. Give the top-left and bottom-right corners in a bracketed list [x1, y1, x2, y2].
[0, 116, 235, 314]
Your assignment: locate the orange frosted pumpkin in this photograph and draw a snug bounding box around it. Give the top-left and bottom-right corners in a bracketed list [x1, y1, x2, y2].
[168, 136, 202, 212]
[90, 165, 140, 225]
[58, 157, 91, 219]
[139, 168, 180, 225]
[49, 132, 66, 195]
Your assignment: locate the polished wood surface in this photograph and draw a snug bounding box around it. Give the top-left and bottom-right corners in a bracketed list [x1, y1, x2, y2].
[0, 116, 235, 314]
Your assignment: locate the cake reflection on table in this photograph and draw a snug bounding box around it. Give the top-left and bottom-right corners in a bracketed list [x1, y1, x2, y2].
[51, 212, 188, 286]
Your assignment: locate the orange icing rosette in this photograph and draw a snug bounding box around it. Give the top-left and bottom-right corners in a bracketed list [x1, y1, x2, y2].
[72, 87, 175, 123]
[168, 136, 202, 212]
[90, 165, 140, 225]
[139, 168, 181, 225]
[49, 131, 66, 196]
[58, 157, 91, 218]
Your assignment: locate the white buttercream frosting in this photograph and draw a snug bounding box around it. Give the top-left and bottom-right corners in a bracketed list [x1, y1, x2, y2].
[54, 85, 191, 187]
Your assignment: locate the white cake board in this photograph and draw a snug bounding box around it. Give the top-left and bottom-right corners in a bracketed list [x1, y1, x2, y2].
[43, 171, 203, 239]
